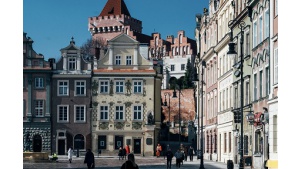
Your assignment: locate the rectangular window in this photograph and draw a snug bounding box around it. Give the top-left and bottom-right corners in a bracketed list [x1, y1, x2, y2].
[222, 90, 225, 110]
[75, 105, 85, 122]
[260, 70, 263, 98]
[100, 106, 109, 120]
[226, 88, 228, 110]
[75, 80, 86, 96]
[100, 80, 109, 93]
[115, 81, 124, 93]
[246, 33, 250, 56]
[126, 56, 132, 65]
[35, 77, 44, 88]
[115, 56, 121, 65]
[265, 9, 270, 39]
[275, 0, 278, 16]
[235, 87, 238, 108]
[259, 16, 263, 43]
[58, 105, 68, 122]
[98, 135, 107, 150]
[230, 86, 232, 108]
[133, 105, 142, 120]
[253, 22, 257, 47]
[246, 82, 250, 105]
[35, 100, 44, 117]
[229, 132, 232, 153]
[181, 64, 185, 71]
[224, 133, 227, 153]
[58, 80, 69, 96]
[115, 106, 124, 120]
[274, 49, 278, 84]
[69, 58, 76, 70]
[171, 65, 175, 71]
[254, 74, 257, 100]
[266, 67, 269, 96]
[244, 135, 249, 155]
[133, 81, 142, 93]
[23, 100, 26, 117]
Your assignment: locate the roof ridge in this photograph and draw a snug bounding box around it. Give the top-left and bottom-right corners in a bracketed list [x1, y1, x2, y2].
[99, 0, 131, 17]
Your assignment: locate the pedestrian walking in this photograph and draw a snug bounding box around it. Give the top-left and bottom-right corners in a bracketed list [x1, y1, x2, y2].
[68, 147, 73, 163]
[120, 153, 139, 169]
[84, 149, 95, 169]
[156, 143, 162, 157]
[188, 146, 194, 161]
[166, 148, 174, 169]
[122, 147, 127, 160]
[164, 144, 170, 159]
[118, 147, 123, 160]
[125, 144, 130, 155]
[184, 146, 188, 162]
[174, 149, 183, 169]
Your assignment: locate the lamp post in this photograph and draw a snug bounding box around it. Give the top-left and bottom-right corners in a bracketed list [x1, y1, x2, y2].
[163, 92, 171, 141]
[172, 84, 182, 145]
[227, 20, 247, 169]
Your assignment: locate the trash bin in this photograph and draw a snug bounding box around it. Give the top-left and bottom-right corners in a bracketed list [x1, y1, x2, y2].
[227, 160, 234, 169]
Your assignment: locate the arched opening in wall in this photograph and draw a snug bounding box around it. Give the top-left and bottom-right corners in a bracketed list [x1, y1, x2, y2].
[33, 134, 42, 152]
[74, 134, 85, 150]
[169, 77, 178, 89]
[67, 132, 73, 151]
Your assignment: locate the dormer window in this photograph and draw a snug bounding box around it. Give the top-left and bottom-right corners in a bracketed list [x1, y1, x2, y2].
[69, 57, 76, 70]
[115, 56, 121, 65]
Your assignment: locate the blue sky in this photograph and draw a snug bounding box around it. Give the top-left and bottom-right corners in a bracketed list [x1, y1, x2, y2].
[23, 0, 209, 60]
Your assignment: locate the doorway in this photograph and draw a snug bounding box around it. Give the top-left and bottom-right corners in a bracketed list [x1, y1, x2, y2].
[133, 139, 141, 154]
[33, 135, 42, 152]
[58, 139, 65, 155]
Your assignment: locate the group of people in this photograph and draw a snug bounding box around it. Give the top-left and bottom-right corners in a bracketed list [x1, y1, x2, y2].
[118, 145, 131, 160]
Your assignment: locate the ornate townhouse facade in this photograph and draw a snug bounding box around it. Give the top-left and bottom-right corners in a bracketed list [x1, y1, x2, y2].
[51, 38, 92, 155]
[91, 33, 162, 156]
[23, 33, 52, 153]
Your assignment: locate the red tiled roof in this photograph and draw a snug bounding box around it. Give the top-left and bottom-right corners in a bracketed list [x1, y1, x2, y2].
[99, 0, 131, 17]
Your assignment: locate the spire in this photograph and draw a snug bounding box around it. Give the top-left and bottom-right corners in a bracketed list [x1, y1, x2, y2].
[99, 0, 131, 17]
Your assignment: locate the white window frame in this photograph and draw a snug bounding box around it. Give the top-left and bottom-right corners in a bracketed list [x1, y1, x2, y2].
[68, 57, 76, 70]
[75, 80, 86, 96]
[264, 8, 270, 39]
[99, 80, 109, 94]
[132, 105, 143, 121]
[253, 73, 257, 101]
[265, 66, 269, 96]
[259, 15, 263, 43]
[126, 56, 132, 65]
[133, 80, 143, 94]
[115, 80, 124, 93]
[58, 80, 69, 96]
[181, 64, 185, 71]
[100, 105, 109, 121]
[115, 105, 124, 121]
[274, 48, 278, 84]
[259, 70, 263, 98]
[171, 65, 175, 71]
[275, 0, 278, 16]
[74, 105, 86, 122]
[115, 55, 121, 65]
[35, 100, 44, 117]
[253, 21, 257, 47]
[35, 77, 44, 88]
[57, 105, 69, 122]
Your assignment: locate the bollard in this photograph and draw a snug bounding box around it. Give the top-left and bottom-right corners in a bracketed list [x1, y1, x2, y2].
[77, 148, 79, 157]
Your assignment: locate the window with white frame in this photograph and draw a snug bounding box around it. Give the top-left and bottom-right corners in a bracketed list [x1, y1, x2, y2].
[181, 64, 185, 71]
[254, 74, 257, 100]
[58, 105, 68, 122]
[171, 65, 175, 71]
[35, 100, 44, 117]
[219, 91, 222, 111]
[100, 80, 109, 93]
[115, 56, 121, 65]
[265, 67, 269, 95]
[126, 56, 132, 65]
[226, 88, 228, 109]
[253, 21, 257, 47]
[115, 81, 124, 93]
[75, 80, 86, 96]
[259, 70, 263, 98]
[100, 106, 109, 120]
[58, 80, 69, 96]
[265, 9, 270, 39]
[246, 82, 250, 105]
[35, 77, 44, 88]
[275, 0, 278, 16]
[259, 16, 263, 43]
[230, 86, 232, 108]
[75, 105, 85, 122]
[68, 57, 76, 70]
[133, 80, 142, 93]
[115, 105, 124, 120]
[133, 105, 142, 120]
[274, 48, 278, 84]
[235, 87, 238, 108]
[246, 33, 250, 56]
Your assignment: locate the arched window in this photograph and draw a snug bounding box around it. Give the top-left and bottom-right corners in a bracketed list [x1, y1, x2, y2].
[74, 134, 85, 150]
[179, 34, 182, 43]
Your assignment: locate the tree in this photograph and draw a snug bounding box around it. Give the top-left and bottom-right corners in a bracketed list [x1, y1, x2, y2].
[183, 58, 194, 89]
[80, 37, 107, 61]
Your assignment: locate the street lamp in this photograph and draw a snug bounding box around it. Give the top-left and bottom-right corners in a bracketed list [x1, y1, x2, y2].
[163, 92, 171, 141]
[172, 84, 182, 145]
[227, 20, 247, 169]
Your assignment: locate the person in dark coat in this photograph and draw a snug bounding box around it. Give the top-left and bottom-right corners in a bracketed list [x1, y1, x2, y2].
[188, 146, 194, 161]
[118, 147, 123, 160]
[121, 153, 139, 169]
[84, 149, 95, 169]
[122, 147, 127, 160]
[166, 148, 174, 169]
[184, 146, 188, 162]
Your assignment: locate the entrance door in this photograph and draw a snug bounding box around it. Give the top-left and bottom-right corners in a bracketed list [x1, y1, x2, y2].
[133, 139, 141, 154]
[58, 140, 65, 155]
[33, 135, 42, 152]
